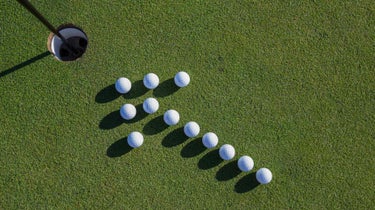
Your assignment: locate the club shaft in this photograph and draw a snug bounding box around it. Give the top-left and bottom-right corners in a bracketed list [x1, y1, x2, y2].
[16, 0, 64, 39]
[16, 0, 79, 54]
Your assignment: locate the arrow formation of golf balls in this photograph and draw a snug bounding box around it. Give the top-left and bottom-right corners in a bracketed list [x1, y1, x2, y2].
[114, 71, 272, 186]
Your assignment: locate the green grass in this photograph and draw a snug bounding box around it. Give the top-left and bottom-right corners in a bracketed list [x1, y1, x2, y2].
[1, 0, 374, 209]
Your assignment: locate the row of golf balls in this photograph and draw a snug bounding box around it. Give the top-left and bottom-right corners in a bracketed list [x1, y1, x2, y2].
[115, 71, 191, 94]
[116, 71, 190, 119]
[115, 72, 272, 185]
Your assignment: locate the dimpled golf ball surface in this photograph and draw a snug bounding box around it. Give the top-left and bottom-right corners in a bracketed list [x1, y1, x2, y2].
[256, 168, 272, 184]
[184, 121, 200, 138]
[237, 156, 254, 172]
[115, 77, 131, 94]
[219, 144, 235, 160]
[174, 71, 190, 87]
[120, 104, 136, 120]
[143, 73, 159, 89]
[127, 131, 144, 148]
[202, 132, 218, 148]
[163, 110, 180, 126]
[143, 98, 159, 114]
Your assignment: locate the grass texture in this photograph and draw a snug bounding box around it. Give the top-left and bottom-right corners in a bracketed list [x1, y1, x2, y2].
[1, 0, 374, 209]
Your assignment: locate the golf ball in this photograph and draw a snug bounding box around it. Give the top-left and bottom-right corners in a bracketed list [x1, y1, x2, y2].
[143, 98, 159, 114]
[184, 121, 200, 138]
[237, 156, 254, 172]
[120, 104, 136, 120]
[256, 168, 272, 184]
[163, 109, 180, 126]
[115, 77, 131, 94]
[202, 132, 218, 149]
[143, 73, 159, 89]
[174, 71, 190, 87]
[127, 131, 144, 148]
[219, 144, 235, 160]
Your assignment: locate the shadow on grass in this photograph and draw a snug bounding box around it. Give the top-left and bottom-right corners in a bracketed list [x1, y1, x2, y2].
[99, 110, 123, 130]
[180, 138, 206, 158]
[216, 160, 241, 181]
[126, 104, 148, 123]
[99, 104, 148, 130]
[153, 78, 179, 98]
[162, 127, 189, 147]
[0, 51, 51, 78]
[198, 149, 223, 170]
[123, 80, 148, 99]
[95, 84, 121, 103]
[143, 115, 169, 135]
[234, 172, 260, 193]
[106, 137, 133, 157]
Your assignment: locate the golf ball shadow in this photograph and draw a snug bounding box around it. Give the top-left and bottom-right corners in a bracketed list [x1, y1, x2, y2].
[162, 127, 189, 147]
[234, 172, 260, 193]
[95, 84, 121, 103]
[143, 115, 169, 135]
[180, 138, 206, 158]
[106, 137, 133, 157]
[124, 104, 148, 124]
[153, 78, 180, 98]
[99, 110, 123, 130]
[215, 160, 242, 181]
[123, 80, 148, 99]
[198, 149, 223, 170]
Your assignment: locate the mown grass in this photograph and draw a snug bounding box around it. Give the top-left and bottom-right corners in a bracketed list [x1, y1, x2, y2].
[1, 0, 374, 209]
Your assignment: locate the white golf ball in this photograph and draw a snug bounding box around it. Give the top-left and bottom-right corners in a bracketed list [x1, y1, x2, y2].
[127, 131, 144, 148]
[237, 156, 254, 172]
[256, 168, 272, 184]
[143, 73, 159, 89]
[115, 77, 131, 94]
[219, 144, 235, 160]
[120, 104, 136, 120]
[202, 132, 218, 148]
[143, 98, 159, 114]
[174, 71, 190, 87]
[163, 109, 180, 126]
[184, 121, 200, 138]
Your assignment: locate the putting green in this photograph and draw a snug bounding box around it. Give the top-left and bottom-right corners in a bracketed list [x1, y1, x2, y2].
[1, 1, 374, 209]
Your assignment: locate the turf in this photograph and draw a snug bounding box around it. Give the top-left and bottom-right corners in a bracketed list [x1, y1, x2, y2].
[1, 0, 374, 209]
